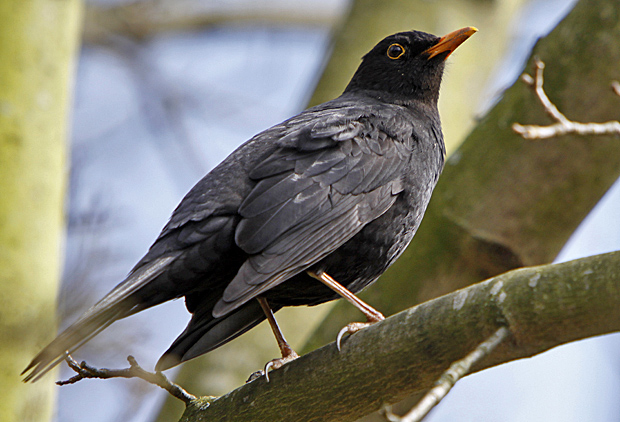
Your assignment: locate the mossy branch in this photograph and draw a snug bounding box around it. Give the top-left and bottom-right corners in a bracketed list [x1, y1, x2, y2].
[179, 250, 620, 421]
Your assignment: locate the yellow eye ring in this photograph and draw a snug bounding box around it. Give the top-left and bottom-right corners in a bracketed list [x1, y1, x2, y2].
[387, 43, 405, 59]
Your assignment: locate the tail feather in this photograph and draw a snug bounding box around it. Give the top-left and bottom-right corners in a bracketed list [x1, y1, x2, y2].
[156, 299, 275, 371]
[23, 254, 179, 382]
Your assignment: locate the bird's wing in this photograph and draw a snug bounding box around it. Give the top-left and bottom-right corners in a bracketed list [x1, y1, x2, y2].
[213, 102, 417, 317]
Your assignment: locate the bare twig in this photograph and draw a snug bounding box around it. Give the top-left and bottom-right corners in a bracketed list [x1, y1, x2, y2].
[58, 353, 198, 404]
[512, 58, 620, 139]
[382, 327, 510, 422]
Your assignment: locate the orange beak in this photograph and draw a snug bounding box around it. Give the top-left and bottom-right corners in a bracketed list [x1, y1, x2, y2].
[423, 27, 478, 60]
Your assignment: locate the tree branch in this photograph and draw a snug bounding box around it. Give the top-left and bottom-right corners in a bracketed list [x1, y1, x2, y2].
[82, 1, 342, 44]
[58, 353, 198, 405]
[512, 58, 620, 139]
[180, 251, 620, 421]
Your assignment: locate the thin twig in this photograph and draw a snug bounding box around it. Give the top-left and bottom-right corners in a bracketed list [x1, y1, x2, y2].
[57, 353, 198, 404]
[383, 326, 510, 422]
[512, 58, 620, 139]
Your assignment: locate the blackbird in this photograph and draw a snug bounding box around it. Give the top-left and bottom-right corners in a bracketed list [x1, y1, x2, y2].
[24, 27, 476, 382]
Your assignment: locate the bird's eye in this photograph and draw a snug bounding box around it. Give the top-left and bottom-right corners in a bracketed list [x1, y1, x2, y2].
[387, 43, 405, 60]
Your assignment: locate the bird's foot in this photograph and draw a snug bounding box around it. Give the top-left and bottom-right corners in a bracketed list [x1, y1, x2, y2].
[263, 350, 299, 381]
[246, 350, 300, 383]
[336, 313, 385, 351]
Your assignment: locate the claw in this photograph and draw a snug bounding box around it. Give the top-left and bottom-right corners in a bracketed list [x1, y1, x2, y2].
[336, 320, 383, 351]
[260, 350, 299, 382]
[336, 322, 371, 351]
[336, 326, 349, 351]
[263, 360, 275, 382]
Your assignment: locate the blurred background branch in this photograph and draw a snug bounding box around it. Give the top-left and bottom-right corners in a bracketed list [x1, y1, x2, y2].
[82, 0, 346, 44]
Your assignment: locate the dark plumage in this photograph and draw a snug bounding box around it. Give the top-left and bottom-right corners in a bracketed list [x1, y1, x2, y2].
[24, 27, 476, 381]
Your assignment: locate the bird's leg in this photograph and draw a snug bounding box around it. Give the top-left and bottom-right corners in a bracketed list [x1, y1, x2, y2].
[256, 297, 299, 381]
[307, 270, 384, 350]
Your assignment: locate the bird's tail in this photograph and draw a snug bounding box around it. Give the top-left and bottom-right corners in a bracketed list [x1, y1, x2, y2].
[22, 254, 179, 382]
[156, 299, 277, 371]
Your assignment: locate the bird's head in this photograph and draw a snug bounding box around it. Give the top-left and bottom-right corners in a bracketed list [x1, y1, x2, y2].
[344, 27, 477, 106]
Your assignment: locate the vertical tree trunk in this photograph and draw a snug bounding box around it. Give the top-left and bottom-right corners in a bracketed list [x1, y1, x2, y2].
[0, 1, 82, 421]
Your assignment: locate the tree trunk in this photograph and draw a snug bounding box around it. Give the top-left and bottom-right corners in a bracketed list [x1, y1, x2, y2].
[0, 1, 82, 421]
